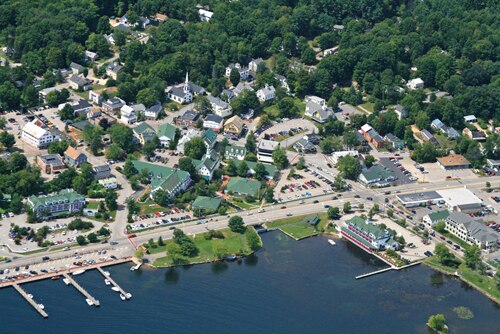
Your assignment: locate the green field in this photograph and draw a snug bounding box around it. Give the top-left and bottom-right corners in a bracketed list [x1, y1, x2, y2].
[264, 97, 305, 119]
[266, 214, 325, 239]
[152, 228, 261, 267]
[139, 198, 168, 215]
[359, 102, 375, 113]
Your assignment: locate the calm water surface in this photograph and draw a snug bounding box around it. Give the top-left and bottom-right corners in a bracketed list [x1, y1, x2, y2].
[1, 232, 499, 334]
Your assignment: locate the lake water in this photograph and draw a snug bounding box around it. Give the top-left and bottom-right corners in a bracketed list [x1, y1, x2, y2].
[1, 232, 499, 334]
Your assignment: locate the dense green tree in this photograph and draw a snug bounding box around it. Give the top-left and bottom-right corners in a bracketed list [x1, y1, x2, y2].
[228, 215, 246, 234]
[48, 140, 69, 155]
[327, 207, 340, 220]
[337, 156, 361, 180]
[184, 137, 206, 160]
[0, 131, 15, 150]
[272, 147, 289, 170]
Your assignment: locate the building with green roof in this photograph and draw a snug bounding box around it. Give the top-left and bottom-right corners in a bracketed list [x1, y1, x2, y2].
[423, 210, 449, 227]
[358, 164, 397, 187]
[133, 122, 156, 145]
[202, 128, 218, 148]
[158, 123, 178, 147]
[192, 196, 222, 211]
[341, 216, 399, 251]
[28, 189, 86, 219]
[192, 148, 221, 181]
[132, 160, 191, 198]
[226, 177, 261, 197]
[230, 159, 278, 180]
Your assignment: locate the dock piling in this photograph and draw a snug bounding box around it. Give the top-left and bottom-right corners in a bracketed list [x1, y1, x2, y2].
[12, 283, 48, 318]
[62, 273, 100, 306]
[96, 267, 131, 300]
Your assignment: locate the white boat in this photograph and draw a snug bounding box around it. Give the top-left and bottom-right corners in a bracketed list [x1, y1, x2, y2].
[120, 294, 126, 301]
[62, 278, 71, 285]
[104, 279, 111, 286]
[28, 294, 33, 299]
[38, 304, 45, 310]
[111, 286, 120, 292]
[85, 298, 93, 306]
[104, 271, 110, 276]
[125, 293, 132, 299]
[328, 239, 336, 246]
[72, 269, 85, 276]
[130, 263, 142, 271]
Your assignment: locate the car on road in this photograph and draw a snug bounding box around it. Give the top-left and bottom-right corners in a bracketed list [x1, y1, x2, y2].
[439, 236, 446, 240]
[366, 197, 373, 201]
[424, 251, 433, 257]
[280, 206, 287, 209]
[286, 213, 293, 216]
[313, 200, 319, 204]
[354, 195, 360, 198]
[323, 204, 330, 208]
[169, 226, 176, 230]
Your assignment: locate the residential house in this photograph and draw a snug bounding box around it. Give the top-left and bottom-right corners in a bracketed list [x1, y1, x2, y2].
[226, 177, 261, 197]
[445, 212, 499, 252]
[223, 115, 244, 137]
[84, 50, 99, 62]
[436, 154, 471, 170]
[225, 145, 247, 160]
[132, 160, 191, 198]
[154, 13, 169, 23]
[70, 62, 84, 74]
[192, 148, 221, 181]
[176, 129, 200, 154]
[69, 120, 92, 132]
[133, 123, 156, 145]
[203, 114, 224, 132]
[421, 129, 439, 146]
[98, 177, 118, 189]
[139, 16, 150, 29]
[102, 97, 125, 113]
[257, 139, 279, 163]
[423, 210, 449, 227]
[393, 104, 407, 119]
[37, 154, 67, 174]
[431, 118, 460, 139]
[144, 102, 163, 120]
[304, 96, 334, 123]
[275, 74, 290, 92]
[198, 8, 214, 22]
[106, 62, 123, 80]
[225, 63, 249, 80]
[175, 109, 199, 128]
[59, 99, 92, 117]
[341, 216, 399, 251]
[68, 74, 92, 91]
[64, 146, 87, 167]
[256, 85, 276, 102]
[207, 96, 232, 118]
[359, 164, 397, 187]
[27, 189, 86, 219]
[119, 105, 137, 124]
[233, 82, 254, 97]
[406, 78, 424, 90]
[192, 196, 221, 212]
[88, 107, 102, 119]
[39, 87, 60, 103]
[241, 160, 279, 180]
[384, 133, 404, 150]
[21, 121, 54, 148]
[158, 124, 177, 147]
[221, 89, 235, 101]
[355, 131, 369, 147]
[202, 128, 218, 149]
[431, 119, 445, 131]
[464, 115, 477, 123]
[294, 137, 317, 153]
[92, 165, 111, 180]
[89, 90, 103, 105]
[463, 128, 486, 141]
[248, 58, 264, 73]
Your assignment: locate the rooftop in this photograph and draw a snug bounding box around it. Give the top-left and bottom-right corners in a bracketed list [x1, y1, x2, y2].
[396, 191, 441, 203]
[64, 146, 85, 160]
[437, 188, 482, 207]
[257, 139, 280, 151]
[436, 154, 471, 167]
[226, 177, 261, 196]
[192, 196, 221, 211]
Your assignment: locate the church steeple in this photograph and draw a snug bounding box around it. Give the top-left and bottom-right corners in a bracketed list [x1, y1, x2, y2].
[183, 72, 189, 93]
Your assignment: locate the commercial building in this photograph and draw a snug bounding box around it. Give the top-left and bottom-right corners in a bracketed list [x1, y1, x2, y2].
[423, 210, 449, 227]
[358, 165, 397, 187]
[28, 189, 86, 219]
[396, 188, 482, 213]
[225, 145, 247, 160]
[158, 123, 177, 147]
[223, 115, 244, 136]
[133, 123, 156, 145]
[231, 159, 279, 180]
[341, 216, 399, 252]
[37, 154, 67, 174]
[132, 161, 191, 198]
[257, 139, 280, 163]
[225, 177, 261, 197]
[397, 191, 443, 208]
[436, 154, 471, 170]
[21, 122, 54, 148]
[330, 151, 358, 165]
[192, 196, 221, 212]
[445, 212, 499, 252]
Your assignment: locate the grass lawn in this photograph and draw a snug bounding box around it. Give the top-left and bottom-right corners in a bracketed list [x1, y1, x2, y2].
[359, 102, 375, 113]
[266, 213, 324, 239]
[152, 228, 259, 267]
[434, 133, 457, 151]
[86, 201, 100, 210]
[264, 97, 305, 119]
[139, 198, 168, 215]
[227, 198, 260, 210]
[88, 210, 116, 223]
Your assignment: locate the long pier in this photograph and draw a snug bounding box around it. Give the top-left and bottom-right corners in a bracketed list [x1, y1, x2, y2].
[62, 273, 100, 307]
[96, 267, 131, 300]
[355, 267, 395, 279]
[12, 283, 48, 318]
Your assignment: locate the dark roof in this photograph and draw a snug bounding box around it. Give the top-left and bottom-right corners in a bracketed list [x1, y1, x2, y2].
[179, 109, 199, 121]
[71, 120, 92, 131]
[204, 114, 223, 123]
[93, 164, 111, 173]
[72, 99, 92, 112]
[146, 102, 162, 114]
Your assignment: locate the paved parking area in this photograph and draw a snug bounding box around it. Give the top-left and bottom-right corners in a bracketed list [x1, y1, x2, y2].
[379, 157, 416, 184]
[274, 169, 334, 201]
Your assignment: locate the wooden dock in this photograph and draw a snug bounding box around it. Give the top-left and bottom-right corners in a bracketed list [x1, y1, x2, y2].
[62, 273, 100, 307]
[96, 267, 131, 300]
[355, 267, 395, 280]
[12, 283, 48, 318]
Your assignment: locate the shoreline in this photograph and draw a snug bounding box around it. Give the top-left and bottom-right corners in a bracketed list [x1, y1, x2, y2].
[423, 261, 500, 305]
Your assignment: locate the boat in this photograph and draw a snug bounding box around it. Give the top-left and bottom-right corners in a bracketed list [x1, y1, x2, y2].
[38, 304, 45, 310]
[62, 278, 71, 285]
[111, 286, 120, 292]
[103, 271, 110, 276]
[225, 254, 237, 261]
[27, 294, 33, 299]
[130, 263, 142, 271]
[51, 276, 61, 280]
[328, 239, 336, 246]
[104, 279, 111, 286]
[120, 294, 126, 301]
[72, 269, 85, 276]
[85, 298, 93, 306]
[125, 293, 132, 299]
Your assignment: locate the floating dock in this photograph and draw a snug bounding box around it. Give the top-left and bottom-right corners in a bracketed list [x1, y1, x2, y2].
[62, 273, 100, 307]
[355, 267, 395, 279]
[12, 283, 48, 318]
[96, 267, 131, 300]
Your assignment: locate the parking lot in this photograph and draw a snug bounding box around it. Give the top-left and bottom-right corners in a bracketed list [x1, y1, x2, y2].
[274, 169, 334, 201]
[129, 207, 193, 232]
[379, 157, 416, 184]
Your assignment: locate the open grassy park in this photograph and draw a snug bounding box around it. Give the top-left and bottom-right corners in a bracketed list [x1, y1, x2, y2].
[149, 227, 262, 267]
[265, 213, 328, 240]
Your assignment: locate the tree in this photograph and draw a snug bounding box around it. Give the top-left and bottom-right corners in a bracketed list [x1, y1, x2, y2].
[87, 232, 98, 243]
[245, 131, 256, 153]
[48, 140, 69, 155]
[105, 144, 123, 160]
[76, 235, 87, 245]
[337, 156, 361, 180]
[296, 156, 306, 170]
[228, 215, 246, 234]
[463, 245, 481, 269]
[136, 88, 158, 108]
[272, 147, 289, 170]
[184, 137, 206, 160]
[343, 131, 360, 148]
[123, 159, 138, 178]
[246, 230, 261, 251]
[113, 30, 127, 47]
[224, 159, 237, 176]
[59, 104, 75, 121]
[178, 157, 196, 175]
[387, 209, 394, 218]
[434, 221, 446, 233]
[229, 68, 240, 86]
[428, 314, 447, 333]
[105, 190, 118, 211]
[237, 161, 249, 177]
[158, 236, 165, 246]
[212, 240, 229, 260]
[0, 132, 15, 150]
[327, 207, 340, 220]
[364, 155, 375, 168]
[343, 202, 351, 214]
[193, 95, 212, 115]
[109, 124, 136, 153]
[142, 139, 158, 159]
[254, 163, 268, 181]
[435, 243, 459, 267]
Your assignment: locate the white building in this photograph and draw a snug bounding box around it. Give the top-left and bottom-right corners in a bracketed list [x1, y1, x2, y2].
[98, 177, 118, 189]
[176, 129, 200, 154]
[120, 105, 137, 124]
[225, 63, 250, 80]
[207, 96, 232, 118]
[198, 9, 214, 22]
[445, 212, 499, 252]
[21, 122, 54, 148]
[329, 151, 359, 165]
[166, 73, 193, 104]
[256, 85, 276, 102]
[438, 188, 483, 213]
[203, 114, 224, 132]
[257, 139, 280, 163]
[406, 78, 424, 90]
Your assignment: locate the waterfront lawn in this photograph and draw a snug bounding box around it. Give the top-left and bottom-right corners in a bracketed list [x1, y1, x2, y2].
[152, 228, 258, 267]
[266, 214, 323, 240]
